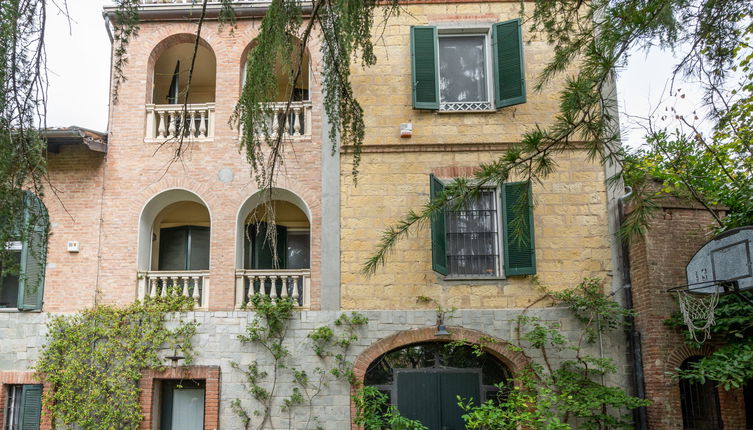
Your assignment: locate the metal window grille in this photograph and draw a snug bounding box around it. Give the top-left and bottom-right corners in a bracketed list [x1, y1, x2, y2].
[680, 357, 723, 430]
[445, 190, 499, 276]
[4, 385, 22, 430]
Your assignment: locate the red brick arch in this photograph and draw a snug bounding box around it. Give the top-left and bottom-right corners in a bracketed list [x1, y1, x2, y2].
[350, 326, 530, 428]
[352, 326, 529, 385]
[144, 32, 216, 104]
[665, 343, 716, 378]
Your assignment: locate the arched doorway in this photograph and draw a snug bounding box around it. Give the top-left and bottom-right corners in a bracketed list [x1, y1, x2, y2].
[364, 341, 512, 429]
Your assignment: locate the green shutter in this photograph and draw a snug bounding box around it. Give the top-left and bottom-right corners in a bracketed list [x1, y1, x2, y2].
[17, 193, 48, 311]
[502, 181, 536, 276]
[411, 26, 439, 109]
[20, 384, 43, 430]
[493, 19, 526, 108]
[430, 175, 448, 275]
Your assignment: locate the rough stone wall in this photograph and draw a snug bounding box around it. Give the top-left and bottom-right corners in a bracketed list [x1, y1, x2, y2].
[628, 201, 746, 429]
[0, 308, 630, 429]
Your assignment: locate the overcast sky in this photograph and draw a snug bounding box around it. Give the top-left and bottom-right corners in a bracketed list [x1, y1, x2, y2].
[44, 2, 707, 149]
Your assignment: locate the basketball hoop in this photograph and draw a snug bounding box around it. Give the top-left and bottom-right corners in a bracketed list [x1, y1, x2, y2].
[669, 226, 753, 343]
[669, 283, 724, 343]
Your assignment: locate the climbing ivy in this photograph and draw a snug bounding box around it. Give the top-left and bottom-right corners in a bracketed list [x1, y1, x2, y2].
[34, 296, 198, 430]
[232, 294, 368, 430]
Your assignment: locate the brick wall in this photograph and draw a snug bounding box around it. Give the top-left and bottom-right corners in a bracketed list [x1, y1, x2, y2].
[138, 366, 221, 430]
[627, 200, 745, 428]
[0, 371, 52, 430]
[39, 19, 326, 313]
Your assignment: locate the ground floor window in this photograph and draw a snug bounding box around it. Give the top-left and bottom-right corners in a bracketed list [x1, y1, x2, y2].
[364, 342, 511, 429]
[680, 356, 722, 430]
[3, 384, 42, 430]
[157, 380, 205, 430]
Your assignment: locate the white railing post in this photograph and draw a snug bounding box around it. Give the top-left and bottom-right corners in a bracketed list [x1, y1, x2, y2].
[234, 269, 310, 308]
[145, 103, 215, 142]
[137, 270, 209, 308]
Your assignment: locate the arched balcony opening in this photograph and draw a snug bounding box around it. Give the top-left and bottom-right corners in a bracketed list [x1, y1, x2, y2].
[235, 190, 311, 308]
[145, 37, 217, 141]
[137, 190, 211, 308]
[240, 38, 312, 139]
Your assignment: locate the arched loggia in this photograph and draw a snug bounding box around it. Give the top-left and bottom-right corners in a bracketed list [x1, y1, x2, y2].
[137, 189, 211, 307]
[234, 188, 311, 308]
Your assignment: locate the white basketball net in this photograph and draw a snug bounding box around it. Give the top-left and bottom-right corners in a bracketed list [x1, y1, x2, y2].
[677, 289, 720, 343]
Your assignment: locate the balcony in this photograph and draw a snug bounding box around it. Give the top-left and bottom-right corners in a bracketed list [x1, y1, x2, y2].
[259, 102, 312, 139]
[137, 270, 209, 308]
[145, 103, 215, 142]
[235, 269, 310, 308]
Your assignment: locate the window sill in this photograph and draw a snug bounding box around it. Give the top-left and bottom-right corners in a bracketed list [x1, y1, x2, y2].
[436, 109, 497, 114]
[441, 276, 507, 282]
[0, 308, 42, 313]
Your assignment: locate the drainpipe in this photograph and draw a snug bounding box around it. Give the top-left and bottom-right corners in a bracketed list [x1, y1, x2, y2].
[619, 186, 648, 430]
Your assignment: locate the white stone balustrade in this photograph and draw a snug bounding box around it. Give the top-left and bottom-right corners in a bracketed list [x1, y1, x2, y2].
[235, 269, 310, 308]
[145, 103, 215, 141]
[137, 271, 209, 308]
[257, 102, 312, 139]
[140, 0, 288, 4]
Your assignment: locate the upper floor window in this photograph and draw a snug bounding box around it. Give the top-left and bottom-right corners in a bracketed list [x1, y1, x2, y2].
[430, 176, 535, 278]
[241, 38, 311, 103]
[411, 19, 526, 112]
[0, 192, 48, 311]
[236, 199, 311, 308]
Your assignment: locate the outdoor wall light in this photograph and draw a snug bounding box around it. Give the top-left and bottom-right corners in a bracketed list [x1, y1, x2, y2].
[165, 344, 185, 366]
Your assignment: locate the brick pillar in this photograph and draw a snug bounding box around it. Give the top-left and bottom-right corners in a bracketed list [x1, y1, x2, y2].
[627, 197, 746, 429]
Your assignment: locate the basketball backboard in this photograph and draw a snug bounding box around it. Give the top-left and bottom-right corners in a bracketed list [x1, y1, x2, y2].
[686, 226, 753, 295]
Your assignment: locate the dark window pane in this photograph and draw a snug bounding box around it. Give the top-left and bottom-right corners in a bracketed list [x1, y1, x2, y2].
[286, 231, 310, 270]
[159, 228, 187, 271]
[439, 35, 487, 103]
[445, 190, 499, 276]
[5, 385, 23, 430]
[680, 356, 723, 430]
[0, 251, 21, 308]
[188, 227, 210, 271]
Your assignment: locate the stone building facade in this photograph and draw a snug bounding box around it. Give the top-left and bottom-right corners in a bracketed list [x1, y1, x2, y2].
[0, 1, 635, 429]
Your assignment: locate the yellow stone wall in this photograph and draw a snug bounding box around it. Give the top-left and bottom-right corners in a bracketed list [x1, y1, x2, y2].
[340, 2, 614, 310]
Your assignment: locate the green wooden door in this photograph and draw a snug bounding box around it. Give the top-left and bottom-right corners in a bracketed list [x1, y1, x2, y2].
[440, 372, 480, 430]
[396, 371, 481, 430]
